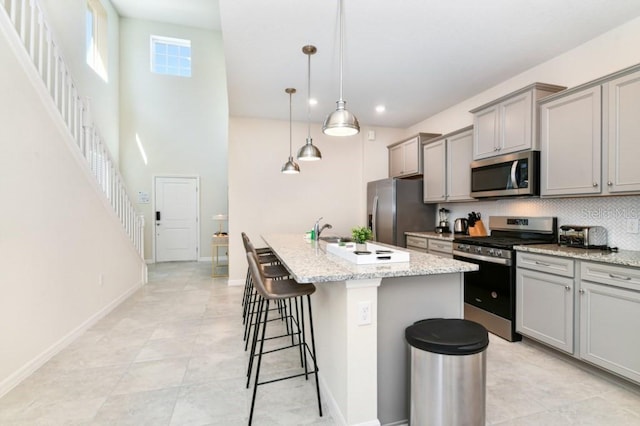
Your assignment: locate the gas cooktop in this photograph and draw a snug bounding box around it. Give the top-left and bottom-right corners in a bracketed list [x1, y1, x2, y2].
[453, 216, 558, 250]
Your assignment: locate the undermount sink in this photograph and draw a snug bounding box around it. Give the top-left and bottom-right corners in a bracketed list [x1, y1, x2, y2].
[319, 236, 352, 243]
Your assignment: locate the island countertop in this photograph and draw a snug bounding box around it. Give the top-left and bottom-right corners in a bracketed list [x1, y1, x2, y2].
[261, 234, 478, 283]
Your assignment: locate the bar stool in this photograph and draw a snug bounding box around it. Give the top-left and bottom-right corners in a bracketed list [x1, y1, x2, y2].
[241, 233, 291, 345]
[245, 251, 322, 426]
[241, 232, 282, 319]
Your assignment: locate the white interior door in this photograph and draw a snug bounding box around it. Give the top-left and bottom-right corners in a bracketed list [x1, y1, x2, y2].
[155, 177, 198, 262]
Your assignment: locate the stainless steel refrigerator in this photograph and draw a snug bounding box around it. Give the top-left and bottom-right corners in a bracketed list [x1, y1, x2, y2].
[367, 178, 436, 247]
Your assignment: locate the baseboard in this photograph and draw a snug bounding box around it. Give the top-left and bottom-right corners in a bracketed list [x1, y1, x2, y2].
[318, 373, 382, 426]
[228, 278, 245, 287]
[0, 279, 144, 399]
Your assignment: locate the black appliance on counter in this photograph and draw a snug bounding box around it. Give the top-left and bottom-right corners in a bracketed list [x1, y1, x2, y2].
[453, 216, 557, 341]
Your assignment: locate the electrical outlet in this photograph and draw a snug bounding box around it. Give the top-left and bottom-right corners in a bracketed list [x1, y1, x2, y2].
[357, 301, 372, 326]
[626, 218, 639, 234]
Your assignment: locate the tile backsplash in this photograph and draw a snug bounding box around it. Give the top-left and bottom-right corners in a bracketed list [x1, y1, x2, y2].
[440, 195, 640, 250]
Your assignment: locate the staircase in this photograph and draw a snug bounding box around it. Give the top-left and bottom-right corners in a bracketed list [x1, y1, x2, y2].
[0, 0, 144, 259]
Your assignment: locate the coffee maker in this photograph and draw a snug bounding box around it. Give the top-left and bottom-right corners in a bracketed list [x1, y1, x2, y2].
[435, 208, 451, 234]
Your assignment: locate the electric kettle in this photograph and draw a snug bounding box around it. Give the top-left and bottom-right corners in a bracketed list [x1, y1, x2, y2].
[453, 218, 469, 234]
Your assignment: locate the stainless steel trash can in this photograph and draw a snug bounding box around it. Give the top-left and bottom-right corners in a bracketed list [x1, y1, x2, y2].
[405, 318, 489, 426]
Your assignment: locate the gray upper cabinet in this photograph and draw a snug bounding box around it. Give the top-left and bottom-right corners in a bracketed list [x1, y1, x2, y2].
[540, 86, 602, 196]
[423, 126, 474, 203]
[607, 70, 640, 193]
[471, 83, 566, 160]
[540, 65, 640, 197]
[388, 133, 439, 178]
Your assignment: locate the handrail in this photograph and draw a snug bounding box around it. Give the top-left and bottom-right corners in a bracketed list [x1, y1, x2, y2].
[1, 0, 145, 259]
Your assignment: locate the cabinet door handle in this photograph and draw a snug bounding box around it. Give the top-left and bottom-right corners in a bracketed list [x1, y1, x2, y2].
[535, 261, 551, 267]
[593, 182, 598, 187]
[609, 273, 631, 281]
[607, 181, 613, 186]
[579, 289, 585, 294]
[565, 286, 571, 291]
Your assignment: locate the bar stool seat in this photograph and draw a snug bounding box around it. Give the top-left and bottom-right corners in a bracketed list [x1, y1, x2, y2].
[245, 251, 322, 425]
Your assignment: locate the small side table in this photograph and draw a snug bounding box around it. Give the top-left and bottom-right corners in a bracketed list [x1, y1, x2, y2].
[211, 234, 229, 277]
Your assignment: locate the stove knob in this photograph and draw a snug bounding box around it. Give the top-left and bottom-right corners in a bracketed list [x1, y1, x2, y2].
[495, 249, 503, 257]
[475, 246, 483, 254]
[488, 248, 495, 256]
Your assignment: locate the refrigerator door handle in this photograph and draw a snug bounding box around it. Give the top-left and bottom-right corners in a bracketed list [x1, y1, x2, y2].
[372, 195, 379, 240]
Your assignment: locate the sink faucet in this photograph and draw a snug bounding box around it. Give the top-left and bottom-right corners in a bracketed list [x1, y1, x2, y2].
[313, 217, 332, 239]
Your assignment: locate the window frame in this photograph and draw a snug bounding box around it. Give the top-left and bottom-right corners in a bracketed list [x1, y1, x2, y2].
[150, 35, 192, 78]
[86, 0, 108, 81]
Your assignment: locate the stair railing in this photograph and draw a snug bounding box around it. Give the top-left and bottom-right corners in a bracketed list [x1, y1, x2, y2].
[1, 0, 145, 259]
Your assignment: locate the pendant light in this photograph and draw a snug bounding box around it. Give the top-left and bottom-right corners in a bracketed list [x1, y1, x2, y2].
[297, 45, 322, 161]
[281, 88, 300, 174]
[322, 0, 360, 137]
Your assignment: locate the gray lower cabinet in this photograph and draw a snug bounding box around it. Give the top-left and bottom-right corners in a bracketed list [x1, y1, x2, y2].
[406, 235, 427, 253]
[428, 239, 453, 258]
[579, 261, 640, 384]
[406, 235, 453, 258]
[516, 253, 575, 353]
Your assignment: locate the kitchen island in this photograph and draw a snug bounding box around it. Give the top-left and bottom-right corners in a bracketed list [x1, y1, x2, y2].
[261, 234, 478, 426]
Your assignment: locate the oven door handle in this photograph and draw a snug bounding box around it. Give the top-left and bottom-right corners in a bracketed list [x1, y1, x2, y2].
[453, 250, 512, 266]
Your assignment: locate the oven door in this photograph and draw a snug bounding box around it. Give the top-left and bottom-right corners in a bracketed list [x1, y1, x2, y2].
[454, 253, 514, 320]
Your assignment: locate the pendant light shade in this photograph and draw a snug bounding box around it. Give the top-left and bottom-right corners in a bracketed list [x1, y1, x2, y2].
[323, 0, 359, 137]
[281, 88, 300, 174]
[297, 45, 322, 161]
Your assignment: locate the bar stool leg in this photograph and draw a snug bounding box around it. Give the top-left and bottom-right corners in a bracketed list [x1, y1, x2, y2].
[248, 299, 270, 426]
[307, 294, 323, 416]
[246, 296, 265, 388]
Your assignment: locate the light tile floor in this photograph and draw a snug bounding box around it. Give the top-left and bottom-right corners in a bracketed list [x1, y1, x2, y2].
[0, 261, 639, 425]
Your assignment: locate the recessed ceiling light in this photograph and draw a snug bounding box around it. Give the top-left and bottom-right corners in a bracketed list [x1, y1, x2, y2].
[375, 105, 386, 113]
[309, 98, 318, 106]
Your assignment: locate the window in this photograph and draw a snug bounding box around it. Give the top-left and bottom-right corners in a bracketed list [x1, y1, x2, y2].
[150, 36, 192, 77]
[86, 0, 108, 81]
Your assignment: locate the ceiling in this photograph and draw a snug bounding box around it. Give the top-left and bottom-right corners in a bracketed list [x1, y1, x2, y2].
[110, 0, 640, 129]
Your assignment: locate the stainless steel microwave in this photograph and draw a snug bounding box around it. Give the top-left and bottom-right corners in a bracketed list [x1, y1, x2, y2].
[470, 151, 539, 198]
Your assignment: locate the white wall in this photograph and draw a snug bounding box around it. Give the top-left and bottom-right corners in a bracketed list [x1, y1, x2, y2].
[38, 0, 121, 161]
[405, 16, 640, 136]
[401, 16, 640, 249]
[228, 119, 402, 282]
[0, 18, 144, 396]
[118, 19, 228, 261]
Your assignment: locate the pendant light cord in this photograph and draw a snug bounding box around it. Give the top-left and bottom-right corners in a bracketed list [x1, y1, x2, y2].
[338, 0, 344, 102]
[307, 50, 312, 138]
[289, 90, 293, 156]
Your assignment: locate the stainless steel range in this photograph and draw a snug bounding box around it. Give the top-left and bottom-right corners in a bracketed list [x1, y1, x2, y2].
[453, 216, 557, 341]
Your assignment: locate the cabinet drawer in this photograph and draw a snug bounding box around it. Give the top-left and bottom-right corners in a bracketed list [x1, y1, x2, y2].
[406, 236, 427, 249]
[581, 262, 640, 291]
[428, 239, 453, 254]
[517, 252, 574, 277]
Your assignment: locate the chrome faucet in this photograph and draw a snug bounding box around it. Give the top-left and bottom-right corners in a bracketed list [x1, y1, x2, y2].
[313, 217, 332, 239]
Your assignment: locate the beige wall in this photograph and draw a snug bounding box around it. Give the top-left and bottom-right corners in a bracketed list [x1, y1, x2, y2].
[118, 19, 228, 261]
[227, 118, 404, 283]
[0, 17, 144, 396]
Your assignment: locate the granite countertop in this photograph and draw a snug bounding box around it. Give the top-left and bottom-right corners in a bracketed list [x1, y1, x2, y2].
[405, 231, 456, 241]
[261, 234, 478, 283]
[515, 244, 640, 268]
